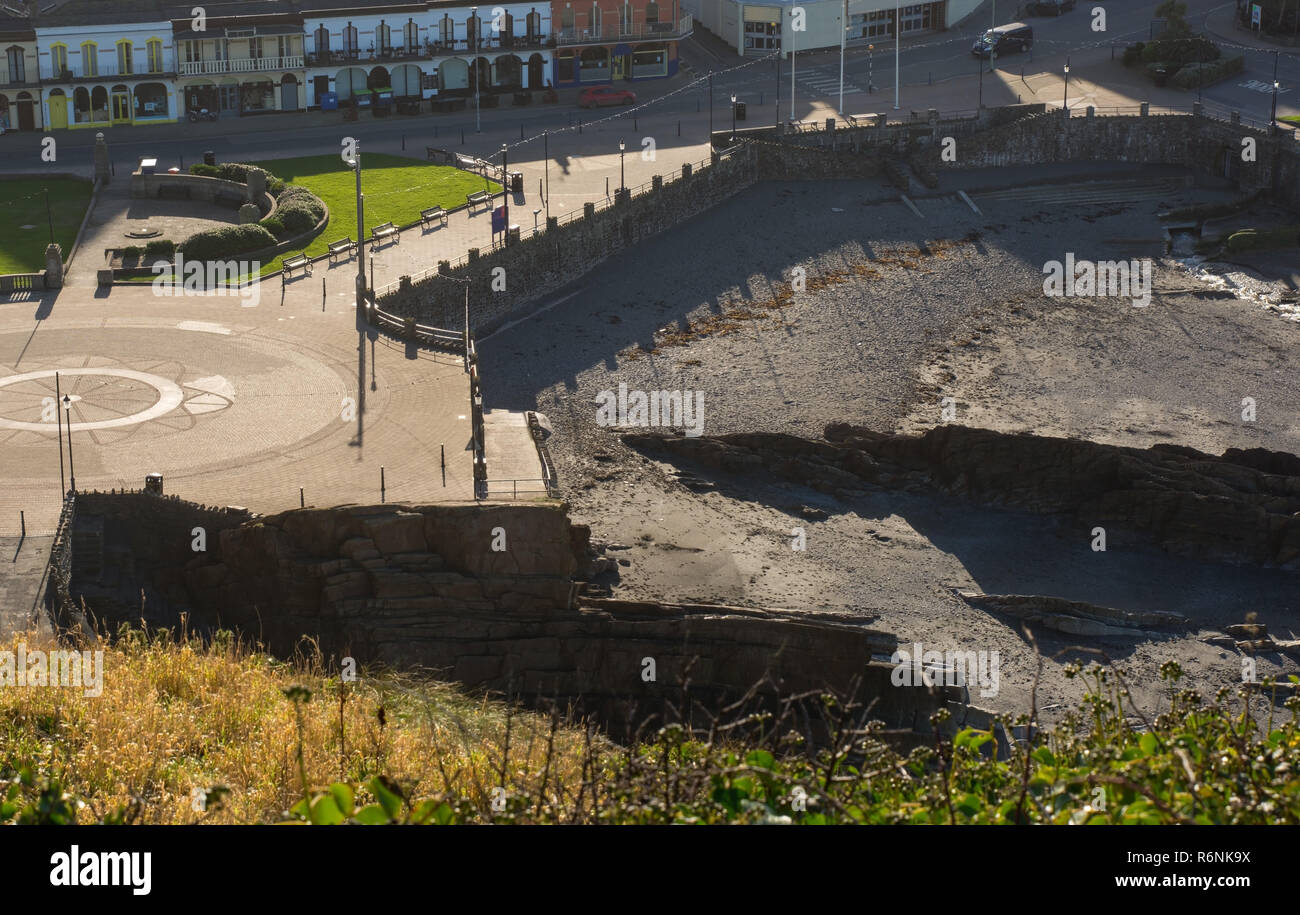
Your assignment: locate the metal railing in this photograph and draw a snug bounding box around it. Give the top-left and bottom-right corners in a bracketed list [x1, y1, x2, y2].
[179, 55, 304, 76]
[0, 272, 47, 294]
[375, 149, 740, 299]
[370, 305, 465, 351]
[479, 478, 556, 499]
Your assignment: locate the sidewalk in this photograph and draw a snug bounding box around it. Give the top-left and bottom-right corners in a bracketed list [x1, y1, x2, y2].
[1204, 3, 1300, 51]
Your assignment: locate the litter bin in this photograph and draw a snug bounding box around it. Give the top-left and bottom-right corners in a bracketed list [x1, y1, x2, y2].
[203, 150, 215, 166]
[735, 101, 747, 121]
[509, 171, 524, 193]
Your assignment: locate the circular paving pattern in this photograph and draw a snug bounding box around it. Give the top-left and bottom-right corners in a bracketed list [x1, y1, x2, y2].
[0, 368, 186, 432]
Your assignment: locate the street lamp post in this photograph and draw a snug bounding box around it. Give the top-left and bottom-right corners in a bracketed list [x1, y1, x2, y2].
[775, 45, 781, 129]
[893, 3, 900, 111]
[978, 46, 983, 109]
[730, 93, 736, 140]
[471, 6, 481, 133]
[790, 8, 796, 122]
[501, 143, 509, 245]
[1063, 60, 1070, 112]
[54, 371, 65, 496]
[869, 44, 874, 93]
[349, 144, 366, 312]
[61, 393, 75, 493]
[618, 138, 625, 195]
[543, 131, 549, 222]
[838, 0, 846, 115]
[1271, 50, 1280, 131]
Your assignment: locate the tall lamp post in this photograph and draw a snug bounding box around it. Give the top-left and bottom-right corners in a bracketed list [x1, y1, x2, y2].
[618, 138, 625, 195]
[893, 3, 900, 110]
[774, 29, 780, 129]
[501, 142, 509, 245]
[868, 44, 874, 93]
[790, 7, 796, 122]
[708, 71, 713, 140]
[838, 0, 846, 115]
[54, 371, 65, 496]
[348, 145, 366, 311]
[471, 6, 481, 133]
[61, 393, 75, 493]
[1271, 50, 1280, 132]
[1063, 60, 1070, 112]
[730, 93, 736, 140]
[543, 130, 550, 222]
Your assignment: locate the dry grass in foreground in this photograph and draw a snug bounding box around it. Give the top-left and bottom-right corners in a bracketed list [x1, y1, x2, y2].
[0, 625, 594, 824]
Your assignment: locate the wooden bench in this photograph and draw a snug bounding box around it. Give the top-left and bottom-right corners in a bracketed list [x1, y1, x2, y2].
[283, 253, 312, 277]
[420, 206, 448, 229]
[327, 237, 357, 264]
[466, 190, 491, 211]
[370, 221, 400, 247]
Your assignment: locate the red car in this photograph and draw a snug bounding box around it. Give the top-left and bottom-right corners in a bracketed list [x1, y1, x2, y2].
[578, 86, 636, 108]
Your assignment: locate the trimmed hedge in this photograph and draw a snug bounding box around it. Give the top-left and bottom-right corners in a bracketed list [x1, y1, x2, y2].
[1172, 55, 1244, 90]
[180, 224, 277, 261]
[144, 239, 175, 258]
[173, 162, 328, 261]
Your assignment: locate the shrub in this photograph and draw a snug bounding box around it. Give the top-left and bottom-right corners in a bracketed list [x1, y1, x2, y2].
[120, 245, 142, 259]
[188, 163, 220, 178]
[259, 217, 286, 238]
[1171, 55, 1243, 90]
[268, 178, 286, 197]
[144, 239, 175, 259]
[179, 223, 277, 261]
[1122, 42, 1144, 67]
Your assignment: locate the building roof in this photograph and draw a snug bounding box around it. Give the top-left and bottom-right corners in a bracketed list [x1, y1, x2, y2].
[32, 0, 305, 27]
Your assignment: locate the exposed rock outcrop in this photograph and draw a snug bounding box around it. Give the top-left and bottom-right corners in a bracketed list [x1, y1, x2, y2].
[623, 424, 1300, 569]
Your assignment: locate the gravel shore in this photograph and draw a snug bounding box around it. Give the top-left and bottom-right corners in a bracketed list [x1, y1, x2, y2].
[478, 164, 1300, 720]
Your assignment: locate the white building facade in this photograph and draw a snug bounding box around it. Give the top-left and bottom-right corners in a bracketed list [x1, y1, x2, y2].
[36, 19, 177, 129]
[692, 0, 981, 57]
[303, 0, 552, 109]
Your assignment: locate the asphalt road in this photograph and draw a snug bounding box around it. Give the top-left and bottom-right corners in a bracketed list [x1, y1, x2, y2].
[0, 0, 1293, 176]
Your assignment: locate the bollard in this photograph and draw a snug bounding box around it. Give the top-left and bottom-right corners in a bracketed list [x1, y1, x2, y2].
[322, 276, 326, 309]
[461, 127, 465, 144]
[19, 510, 24, 537]
[579, 118, 582, 134]
[521, 123, 525, 139]
[300, 487, 304, 508]
[605, 176, 609, 199]
[677, 120, 681, 136]
[381, 466, 386, 502]
[179, 155, 184, 170]
[402, 133, 406, 150]
[633, 116, 637, 130]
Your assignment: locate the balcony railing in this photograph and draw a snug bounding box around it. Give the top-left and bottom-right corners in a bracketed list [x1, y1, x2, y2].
[179, 55, 303, 76]
[554, 15, 692, 46]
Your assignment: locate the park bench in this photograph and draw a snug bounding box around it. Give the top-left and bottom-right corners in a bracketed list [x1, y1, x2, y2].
[283, 253, 312, 277]
[370, 221, 400, 247]
[466, 190, 491, 210]
[327, 237, 357, 264]
[420, 206, 448, 229]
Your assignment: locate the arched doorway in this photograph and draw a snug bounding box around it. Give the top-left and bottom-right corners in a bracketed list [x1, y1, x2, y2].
[439, 58, 468, 93]
[48, 88, 68, 129]
[280, 74, 299, 110]
[494, 55, 521, 89]
[470, 57, 489, 93]
[391, 63, 421, 97]
[90, 86, 108, 122]
[16, 91, 34, 130]
[335, 66, 366, 100]
[111, 84, 130, 123]
[367, 66, 390, 90]
[527, 54, 544, 89]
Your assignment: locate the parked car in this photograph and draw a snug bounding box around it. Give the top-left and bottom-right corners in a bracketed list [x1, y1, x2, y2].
[972, 22, 1034, 58]
[578, 86, 636, 108]
[1027, 0, 1075, 14]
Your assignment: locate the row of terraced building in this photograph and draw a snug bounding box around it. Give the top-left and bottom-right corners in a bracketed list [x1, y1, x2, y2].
[0, 0, 691, 131]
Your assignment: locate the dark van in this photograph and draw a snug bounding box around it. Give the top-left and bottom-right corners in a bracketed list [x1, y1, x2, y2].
[972, 22, 1033, 58]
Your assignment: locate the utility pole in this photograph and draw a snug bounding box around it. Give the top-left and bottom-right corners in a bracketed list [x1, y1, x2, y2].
[501, 143, 509, 245]
[351, 142, 365, 312]
[1271, 50, 1280, 131]
[893, 3, 900, 110]
[471, 5, 481, 133]
[54, 371, 65, 496]
[838, 0, 846, 116]
[543, 130, 549, 222]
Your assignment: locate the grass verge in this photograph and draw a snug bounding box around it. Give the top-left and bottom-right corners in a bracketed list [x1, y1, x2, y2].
[0, 178, 93, 274]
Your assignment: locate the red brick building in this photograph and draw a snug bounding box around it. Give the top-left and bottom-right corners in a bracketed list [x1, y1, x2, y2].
[549, 0, 691, 87]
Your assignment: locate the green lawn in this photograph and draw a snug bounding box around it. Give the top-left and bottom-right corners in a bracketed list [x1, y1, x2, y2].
[1281, 115, 1300, 126]
[247, 152, 501, 275]
[0, 178, 93, 274]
